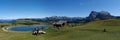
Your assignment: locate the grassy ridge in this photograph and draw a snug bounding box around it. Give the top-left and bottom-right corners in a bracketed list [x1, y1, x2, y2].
[42, 19, 120, 40]
[0, 19, 120, 40]
[84, 19, 120, 26]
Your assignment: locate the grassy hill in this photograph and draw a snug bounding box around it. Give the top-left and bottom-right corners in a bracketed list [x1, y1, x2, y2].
[0, 19, 120, 40]
[81, 19, 120, 32]
[84, 19, 120, 26]
[42, 19, 120, 40]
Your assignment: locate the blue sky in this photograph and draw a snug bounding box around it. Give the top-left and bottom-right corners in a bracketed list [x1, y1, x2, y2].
[0, 0, 120, 19]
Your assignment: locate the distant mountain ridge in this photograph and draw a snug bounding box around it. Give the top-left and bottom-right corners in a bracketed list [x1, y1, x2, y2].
[0, 19, 15, 23]
[0, 11, 120, 23]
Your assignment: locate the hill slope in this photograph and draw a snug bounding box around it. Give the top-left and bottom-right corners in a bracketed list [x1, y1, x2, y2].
[84, 19, 120, 27]
[0, 19, 120, 40]
[43, 19, 120, 40]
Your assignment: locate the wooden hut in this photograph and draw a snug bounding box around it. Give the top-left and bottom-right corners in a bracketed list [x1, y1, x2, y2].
[53, 21, 68, 28]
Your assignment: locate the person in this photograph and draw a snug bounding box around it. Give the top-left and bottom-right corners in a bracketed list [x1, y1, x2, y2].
[32, 27, 40, 35]
[35, 27, 39, 31]
[103, 28, 107, 32]
[32, 31, 37, 35]
[32, 27, 46, 35]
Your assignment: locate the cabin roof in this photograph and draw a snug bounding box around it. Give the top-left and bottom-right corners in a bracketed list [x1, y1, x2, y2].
[53, 21, 67, 24]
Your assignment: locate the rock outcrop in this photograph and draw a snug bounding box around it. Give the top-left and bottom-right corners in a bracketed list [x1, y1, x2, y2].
[86, 11, 114, 21]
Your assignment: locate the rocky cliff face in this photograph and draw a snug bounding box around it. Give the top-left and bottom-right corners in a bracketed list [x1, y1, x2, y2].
[86, 11, 98, 21]
[96, 11, 112, 20]
[86, 11, 114, 21]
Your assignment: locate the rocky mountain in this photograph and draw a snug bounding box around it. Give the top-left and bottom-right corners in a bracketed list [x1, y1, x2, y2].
[86, 11, 114, 22]
[41, 16, 84, 23]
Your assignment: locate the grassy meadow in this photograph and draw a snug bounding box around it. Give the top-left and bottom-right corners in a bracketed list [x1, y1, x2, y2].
[0, 19, 120, 40]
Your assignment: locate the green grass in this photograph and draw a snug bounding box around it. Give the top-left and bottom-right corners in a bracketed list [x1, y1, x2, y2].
[0, 19, 120, 40]
[84, 19, 120, 26]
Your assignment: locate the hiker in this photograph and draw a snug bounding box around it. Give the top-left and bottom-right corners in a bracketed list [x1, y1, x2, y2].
[103, 28, 107, 32]
[32, 31, 38, 35]
[35, 27, 39, 31]
[32, 27, 40, 35]
[32, 27, 46, 35]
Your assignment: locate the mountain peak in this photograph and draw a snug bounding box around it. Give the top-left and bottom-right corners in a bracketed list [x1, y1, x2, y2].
[99, 11, 111, 15]
[86, 11, 113, 21]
